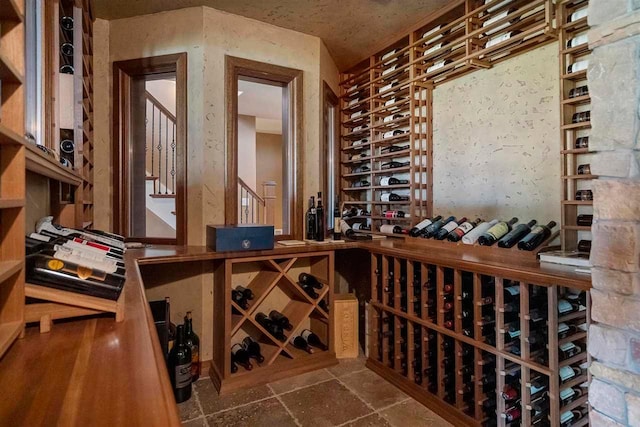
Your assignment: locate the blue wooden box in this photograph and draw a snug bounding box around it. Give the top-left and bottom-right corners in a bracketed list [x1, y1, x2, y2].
[206, 224, 275, 252]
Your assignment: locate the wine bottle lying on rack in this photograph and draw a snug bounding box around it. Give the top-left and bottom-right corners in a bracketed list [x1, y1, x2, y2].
[255, 312, 286, 341]
[478, 217, 518, 246]
[242, 336, 265, 363]
[461, 219, 497, 245]
[301, 329, 327, 351]
[575, 136, 589, 149]
[231, 343, 253, 371]
[497, 219, 536, 248]
[569, 85, 588, 98]
[421, 216, 455, 238]
[381, 192, 409, 202]
[435, 217, 466, 240]
[518, 221, 556, 251]
[447, 218, 482, 242]
[409, 215, 442, 237]
[35, 216, 125, 249]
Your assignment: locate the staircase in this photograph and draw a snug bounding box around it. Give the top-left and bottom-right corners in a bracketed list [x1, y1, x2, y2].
[238, 178, 276, 226]
[145, 91, 176, 233]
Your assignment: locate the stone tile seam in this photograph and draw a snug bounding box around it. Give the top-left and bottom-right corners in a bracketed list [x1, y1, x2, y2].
[268, 384, 304, 427]
[333, 375, 378, 412]
[333, 397, 413, 427]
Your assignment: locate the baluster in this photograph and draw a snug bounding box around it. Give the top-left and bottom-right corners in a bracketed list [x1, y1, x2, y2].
[157, 112, 162, 195]
[151, 106, 155, 193]
[251, 195, 254, 223]
[171, 123, 176, 194]
[165, 116, 169, 194]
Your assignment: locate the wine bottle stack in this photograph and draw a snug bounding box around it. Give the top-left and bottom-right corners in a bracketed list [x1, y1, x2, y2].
[368, 252, 590, 426]
[222, 255, 332, 387]
[559, 0, 594, 252]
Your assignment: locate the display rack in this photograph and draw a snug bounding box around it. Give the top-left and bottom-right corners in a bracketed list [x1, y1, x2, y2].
[368, 251, 590, 426]
[210, 252, 337, 394]
[0, 0, 26, 357]
[558, 0, 592, 251]
[78, 0, 94, 229]
[339, 0, 557, 236]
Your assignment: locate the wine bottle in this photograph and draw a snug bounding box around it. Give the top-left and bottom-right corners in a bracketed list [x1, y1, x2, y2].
[578, 239, 591, 252]
[379, 176, 409, 186]
[497, 219, 536, 248]
[61, 42, 74, 57]
[567, 6, 588, 23]
[340, 221, 373, 241]
[60, 64, 74, 74]
[381, 193, 410, 202]
[231, 343, 253, 371]
[571, 111, 590, 123]
[504, 406, 521, 422]
[559, 341, 583, 361]
[567, 59, 589, 74]
[381, 161, 410, 170]
[517, 221, 556, 251]
[567, 33, 588, 48]
[236, 285, 254, 301]
[255, 312, 286, 341]
[568, 85, 589, 98]
[315, 192, 325, 242]
[184, 312, 200, 381]
[269, 310, 293, 331]
[421, 216, 455, 238]
[575, 190, 593, 201]
[427, 59, 451, 73]
[461, 219, 498, 245]
[478, 217, 518, 246]
[575, 136, 589, 149]
[382, 210, 408, 218]
[447, 218, 483, 242]
[60, 15, 74, 31]
[435, 217, 466, 240]
[409, 215, 442, 237]
[299, 272, 323, 290]
[231, 360, 238, 373]
[352, 180, 370, 188]
[380, 145, 409, 154]
[350, 109, 368, 119]
[577, 164, 591, 175]
[501, 372, 521, 401]
[293, 335, 314, 354]
[576, 214, 593, 226]
[485, 30, 521, 48]
[333, 200, 342, 241]
[306, 197, 316, 240]
[352, 165, 371, 173]
[301, 329, 327, 350]
[242, 336, 265, 363]
[352, 222, 371, 232]
[380, 224, 404, 234]
[168, 325, 192, 403]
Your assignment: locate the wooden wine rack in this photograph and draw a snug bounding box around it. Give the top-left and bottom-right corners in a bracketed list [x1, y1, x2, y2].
[367, 251, 591, 426]
[0, 0, 26, 358]
[210, 252, 337, 394]
[79, 0, 94, 229]
[558, 0, 593, 251]
[339, 0, 557, 236]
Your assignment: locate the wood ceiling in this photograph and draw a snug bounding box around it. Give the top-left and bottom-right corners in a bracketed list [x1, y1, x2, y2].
[93, 0, 450, 70]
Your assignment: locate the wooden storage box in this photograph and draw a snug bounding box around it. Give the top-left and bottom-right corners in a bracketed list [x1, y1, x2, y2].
[333, 293, 359, 359]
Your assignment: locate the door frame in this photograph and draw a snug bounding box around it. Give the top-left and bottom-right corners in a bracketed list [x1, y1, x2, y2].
[112, 53, 188, 244]
[225, 55, 304, 240]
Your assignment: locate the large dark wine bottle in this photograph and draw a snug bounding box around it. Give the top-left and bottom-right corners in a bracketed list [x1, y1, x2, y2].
[421, 216, 454, 238]
[306, 197, 316, 240]
[435, 217, 466, 240]
[184, 311, 200, 381]
[315, 192, 325, 242]
[301, 329, 327, 351]
[299, 272, 323, 289]
[497, 219, 537, 248]
[255, 312, 286, 341]
[517, 221, 557, 251]
[242, 336, 265, 363]
[379, 176, 409, 186]
[409, 215, 442, 237]
[293, 335, 314, 354]
[231, 343, 253, 370]
[478, 217, 518, 246]
[447, 218, 482, 242]
[269, 310, 293, 331]
[168, 325, 192, 403]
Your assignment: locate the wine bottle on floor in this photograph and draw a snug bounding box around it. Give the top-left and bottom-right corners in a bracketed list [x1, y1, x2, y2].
[242, 337, 265, 363]
[497, 219, 537, 248]
[517, 221, 557, 251]
[478, 217, 518, 246]
[293, 335, 314, 354]
[184, 311, 200, 381]
[168, 325, 192, 403]
[231, 343, 253, 371]
[301, 329, 327, 351]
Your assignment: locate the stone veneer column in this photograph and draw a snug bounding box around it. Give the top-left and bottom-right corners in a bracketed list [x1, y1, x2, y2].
[587, 1, 640, 425]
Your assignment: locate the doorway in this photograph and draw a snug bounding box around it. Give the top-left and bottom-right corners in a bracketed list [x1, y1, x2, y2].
[112, 53, 187, 244]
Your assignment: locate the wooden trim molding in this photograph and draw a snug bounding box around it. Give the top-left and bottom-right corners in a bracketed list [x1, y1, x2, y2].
[224, 56, 304, 240]
[320, 81, 340, 235]
[112, 53, 188, 245]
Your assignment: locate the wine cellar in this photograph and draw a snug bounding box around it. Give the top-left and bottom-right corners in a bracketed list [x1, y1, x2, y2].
[1, 0, 639, 426]
[211, 252, 336, 394]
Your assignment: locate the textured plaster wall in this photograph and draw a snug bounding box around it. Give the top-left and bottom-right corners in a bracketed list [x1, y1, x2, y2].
[432, 42, 561, 225]
[93, 6, 340, 360]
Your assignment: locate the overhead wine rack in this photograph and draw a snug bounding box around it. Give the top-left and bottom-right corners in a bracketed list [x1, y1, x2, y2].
[211, 252, 336, 394]
[368, 250, 591, 426]
[339, 0, 557, 236]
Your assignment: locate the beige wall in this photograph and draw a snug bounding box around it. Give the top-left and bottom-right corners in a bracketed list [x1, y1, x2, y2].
[93, 7, 340, 360]
[256, 132, 284, 230]
[432, 42, 561, 226]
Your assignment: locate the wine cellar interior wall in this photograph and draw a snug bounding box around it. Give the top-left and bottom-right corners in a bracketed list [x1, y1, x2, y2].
[432, 42, 561, 224]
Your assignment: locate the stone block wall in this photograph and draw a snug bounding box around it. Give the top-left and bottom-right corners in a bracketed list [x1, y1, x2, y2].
[588, 1, 640, 425]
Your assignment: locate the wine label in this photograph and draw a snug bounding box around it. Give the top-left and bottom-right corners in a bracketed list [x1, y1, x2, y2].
[422, 25, 443, 41]
[231, 343, 243, 355]
[381, 193, 391, 202]
[558, 299, 573, 314]
[175, 363, 192, 389]
[529, 225, 544, 235]
[530, 384, 545, 395]
[427, 60, 446, 73]
[380, 225, 396, 234]
[560, 411, 574, 425]
[385, 97, 397, 106]
[353, 223, 363, 230]
[382, 65, 397, 76]
[486, 31, 512, 48]
[505, 286, 520, 296]
[568, 59, 589, 74]
[350, 110, 364, 119]
[559, 366, 575, 382]
[347, 84, 358, 93]
[348, 98, 359, 106]
[423, 42, 443, 56]
[508, 329, 521, 339]
[487, 222, 509, 240]
[441, 221, 458, 233]
[560, 342, 577, 352]
[381, 49, 397, 62]
[301, 330, 313, 341]
[414, 218, 433, 230]
[569, 7, 588, 23]
[560, 387, 576, 402]
[568, 33, 588, 48]
[558, 323, 570, 335]
[380, 177, 391, 186]
[456, 222, 474, 234]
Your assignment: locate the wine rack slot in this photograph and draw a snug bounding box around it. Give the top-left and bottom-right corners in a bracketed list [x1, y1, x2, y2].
[211, 252, 336, 394]
[367, 251, 590, 426]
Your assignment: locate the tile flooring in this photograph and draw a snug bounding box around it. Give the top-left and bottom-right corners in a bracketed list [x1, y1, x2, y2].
[179, 357, 452, 427]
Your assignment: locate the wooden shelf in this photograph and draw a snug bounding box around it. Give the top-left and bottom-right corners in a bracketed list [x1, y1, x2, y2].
[562, 174, 597, 180]
[0, 321, 22, 358]
[561, 121, 591, 130]
[0, 50, 24, 84]
[0, 260, 22, 284]
[25, 143, 83, 186]
[0, 198, 24, 209]
[562, 95, 590, 106]
[563, 225, 591, 231]
[0, 0, 23, 22]
[0, 124, 26, 146]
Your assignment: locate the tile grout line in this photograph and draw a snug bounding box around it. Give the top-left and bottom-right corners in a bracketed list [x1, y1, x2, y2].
[193, 381, 208, 423]
[334, 393, 411, 426]
[334, 376, 377, 412]
[205, 394, 276, 417]
[268, 383, 304, 427]
[274, 376, 337, 397]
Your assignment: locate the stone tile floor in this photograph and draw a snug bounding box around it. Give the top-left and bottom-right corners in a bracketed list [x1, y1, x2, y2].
[179, 356, 453, 427]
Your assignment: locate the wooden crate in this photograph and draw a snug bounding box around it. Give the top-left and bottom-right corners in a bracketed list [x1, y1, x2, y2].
[333, 293, 359, 358]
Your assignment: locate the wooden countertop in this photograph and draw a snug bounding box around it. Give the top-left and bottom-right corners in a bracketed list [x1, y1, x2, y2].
[0, 239, 590, 426]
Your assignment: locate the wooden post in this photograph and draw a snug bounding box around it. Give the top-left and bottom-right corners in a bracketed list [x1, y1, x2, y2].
[262, 181, 276, 225]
